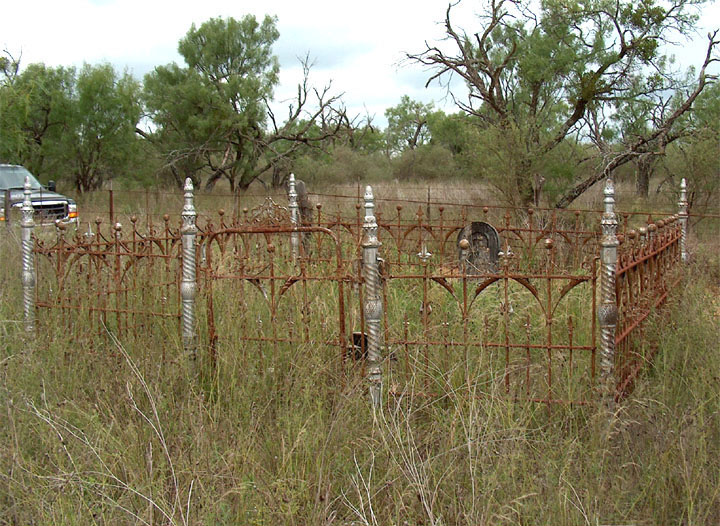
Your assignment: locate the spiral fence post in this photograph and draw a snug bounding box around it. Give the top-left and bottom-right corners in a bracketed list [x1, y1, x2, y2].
[288, 173, 299, 261]
[363, 186, 384, 409]
[181, 178, 198, 365]
[678, 178, 689, 263]
[21, 176, 36, 334]
[598, 178, 618, 406]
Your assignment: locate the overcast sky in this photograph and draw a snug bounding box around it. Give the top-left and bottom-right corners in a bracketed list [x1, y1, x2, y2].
[3, 0, 719, 127]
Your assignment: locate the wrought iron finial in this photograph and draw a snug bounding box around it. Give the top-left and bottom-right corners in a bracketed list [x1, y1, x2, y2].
[603, 178, 615, 216]
[364, 185, 375, 226]
[679, 178, 688, 207]
[182, 178, 195, 216]
[363, 185, 380, 249]
[21, 176, 34, 227]
[601, 178, 618, 238]
[181, 178, 197, 234]
[417, 244, 432, 262]
[288, 173, 298, 201]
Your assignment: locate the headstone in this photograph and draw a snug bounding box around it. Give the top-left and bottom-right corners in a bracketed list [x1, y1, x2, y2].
[456, 221, 501, 273]
[287, 178, 313, 225]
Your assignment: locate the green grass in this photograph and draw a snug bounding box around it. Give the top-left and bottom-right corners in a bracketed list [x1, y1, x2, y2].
[1, 188, 718, 525]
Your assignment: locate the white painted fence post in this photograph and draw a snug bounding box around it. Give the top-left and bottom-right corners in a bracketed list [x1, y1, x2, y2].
[288, 173, 300, 261]
[21, 176, 36, 334]
[598, 179, 618, 405]
[678, 178, 689, 263]
[181, 178, 198, 363]
[363, 186, 383, 409]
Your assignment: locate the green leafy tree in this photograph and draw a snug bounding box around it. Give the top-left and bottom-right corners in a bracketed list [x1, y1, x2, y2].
[141, 64, 215, 186]
[144, 16, 343, 191]
[144, 15, 279, 190]
[0, 62, 74, 179]
[607, 74, 662, 197]
[409, 0, 718, 206]
[663, 81, 720, 213]
[61, 63, 143, 192]
[384, 96, 435, 155]
[426, 111, 474, 156]
[1, 60, 142, 191]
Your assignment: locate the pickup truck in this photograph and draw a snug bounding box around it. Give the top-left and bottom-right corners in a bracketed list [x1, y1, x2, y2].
[0, 164, 78, 225]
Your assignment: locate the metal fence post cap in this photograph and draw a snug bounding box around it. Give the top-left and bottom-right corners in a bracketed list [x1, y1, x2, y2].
[364, 185, 374, 212]
[363, 185, 375, 223]
[363, 185, 380, 248]
[181, 178, 197, 236]
[603, 178, 615, 212]
[288, 174, 298, 202]
[183, 178, 195, 211]
[21, 176, 34, 226]
[678, 178, 688, 210]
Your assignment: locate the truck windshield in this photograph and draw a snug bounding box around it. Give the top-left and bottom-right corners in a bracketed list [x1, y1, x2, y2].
[0, 166, 44, 191]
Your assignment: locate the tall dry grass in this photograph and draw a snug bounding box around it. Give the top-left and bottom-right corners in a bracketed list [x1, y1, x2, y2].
[0, 183, 718, 524]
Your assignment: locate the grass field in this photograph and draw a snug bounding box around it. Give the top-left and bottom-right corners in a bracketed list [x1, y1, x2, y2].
[1, 182, 718, 525]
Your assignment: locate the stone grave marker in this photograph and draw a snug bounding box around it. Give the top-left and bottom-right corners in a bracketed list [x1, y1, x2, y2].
[456, 221, 501, 273]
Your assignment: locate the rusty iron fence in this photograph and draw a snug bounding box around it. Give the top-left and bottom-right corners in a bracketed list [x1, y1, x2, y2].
[16, 175, 691, 407]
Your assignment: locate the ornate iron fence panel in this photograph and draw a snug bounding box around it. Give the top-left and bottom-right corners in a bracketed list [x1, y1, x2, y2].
[26, 179, 691, 406]
[199, 224, 357, 383]
[33, 218, 183, 350]
[380, 245, 598, 404]
[615, 215, 682, 398]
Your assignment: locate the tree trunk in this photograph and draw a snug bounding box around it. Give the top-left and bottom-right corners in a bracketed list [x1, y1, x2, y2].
[204, 172, 222, 192]
[513, 160, 535, 207]
[635, 155, 654, 198]
[271, 163, 289, 188]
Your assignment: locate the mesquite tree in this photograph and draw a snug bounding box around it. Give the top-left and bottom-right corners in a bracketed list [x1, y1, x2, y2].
[408, 0, 718, 207]
[144, 16, 345, 191]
